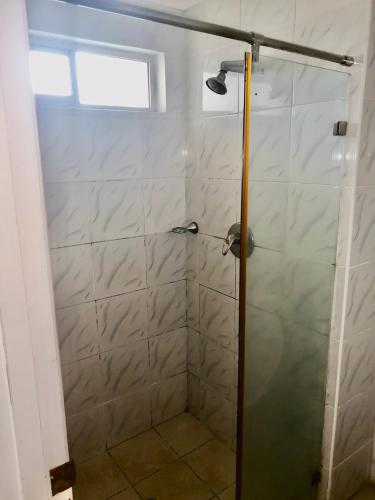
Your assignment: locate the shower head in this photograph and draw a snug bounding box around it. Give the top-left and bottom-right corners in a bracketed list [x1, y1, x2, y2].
[206, 70, 227, 95]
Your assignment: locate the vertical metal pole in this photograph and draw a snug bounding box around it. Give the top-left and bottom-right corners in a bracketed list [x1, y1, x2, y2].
[236, 51, 252, 500]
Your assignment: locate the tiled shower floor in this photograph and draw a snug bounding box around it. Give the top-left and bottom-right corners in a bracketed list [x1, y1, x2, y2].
[73, 412, 236, 500]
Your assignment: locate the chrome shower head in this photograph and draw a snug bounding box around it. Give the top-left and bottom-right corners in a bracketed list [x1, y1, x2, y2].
[206, 70, 227, 95]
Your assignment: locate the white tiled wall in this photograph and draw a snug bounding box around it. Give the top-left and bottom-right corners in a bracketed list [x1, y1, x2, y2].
[32, 0, 375, 496]
[41, 110, 190, 462]
[30, 0, 191, 463]
[185, 1, 375, 499]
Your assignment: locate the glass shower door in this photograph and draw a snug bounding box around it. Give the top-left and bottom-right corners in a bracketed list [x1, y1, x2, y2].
[239, 55, 349, 499]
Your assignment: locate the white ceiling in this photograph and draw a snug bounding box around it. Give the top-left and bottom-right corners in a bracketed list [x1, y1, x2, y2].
[127, 0, 203, 11]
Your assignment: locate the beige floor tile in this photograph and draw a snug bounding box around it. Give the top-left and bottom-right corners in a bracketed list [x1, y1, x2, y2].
[73, 452, 130, 500]
[352, 483, 375, 499]
[107, 488, 141, 499]
[184, 439, 236, 494]
[110, 429, 177, 484]
[219, 485, 236, 500]
[155, 413, 213, 456]
[135, 460, 213, 500]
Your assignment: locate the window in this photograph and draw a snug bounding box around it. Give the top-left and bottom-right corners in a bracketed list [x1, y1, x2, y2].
[29, 50, 72, 96]
[29, 42, 163, 111]
[75, 52, 150, 108]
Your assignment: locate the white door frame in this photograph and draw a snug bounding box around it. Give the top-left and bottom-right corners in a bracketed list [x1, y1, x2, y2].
[0, 1, 71, 499]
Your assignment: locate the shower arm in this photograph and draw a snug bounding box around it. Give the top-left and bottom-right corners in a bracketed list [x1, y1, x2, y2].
[220, 60, 245, 74]
[56, 0, 355, 67]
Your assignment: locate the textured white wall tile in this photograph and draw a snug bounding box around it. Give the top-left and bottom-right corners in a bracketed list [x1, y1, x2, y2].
[142, 117, 186, 178]
[146, 233, 186, 286]
[358, 100, 375, 186]
[187, 328, 200, 377]
[322, 405, 334, 469]
[50, 244, 94, 307]
[185, 119, 200, 177]
[187, 372, 201, 418]
[186, 233, 199, 281]
[200, 382, 234, 445]
[331, 442, 372, 500]
[87, 115, 144, 181]
[199, 179, 240, 238]
[326, 339, 340, 406]
[199, 235, 236, 297]
[62, 354, 103, 416]
[336, 188, 355, 267]
[104, 388, 151, 448]
[251, 57, 293, 110]
[149, 328, 187, 379]
[339, 330, 375, 404]
[365, 3, 375, 100]
[249, 181, 288, 251]
[241, 0, 295, 40]
[186, 177, 205, 226]
[294, 1, 367, 59]
[282, 258, 335, 335]
[93, 237, 147, 299]
[96, 290, 148, 350]
[143, 179, 185, 234]
[165, 53, 187, 117]
[250, 107, 291, 182]
[187, 280, 199, 330]
[290, 101, 347, 186]
[246, 247, 283, 314]
[151, 372, 187, 425]
[198, 116, 241, 179]
[345, 263, 375, 336]
[331, 267, 346, 341]
[101, 341, 149, 400]
[293, 64, 349, 106]
[351, 187, 375, 264]
[147, 281, 187, 335]
[56, 302, 99, 365]
[200, 286, 235, 348]
[90, 180, 144, 241]
[334, 394, 374, 465]
[286, 183, 340, 264]
[244, 306, 285, 404]
[45, 181, 92, 247]
[200, 337, 235, 401]
[67, 405, 107, 462]
[37, 109, 94, 182]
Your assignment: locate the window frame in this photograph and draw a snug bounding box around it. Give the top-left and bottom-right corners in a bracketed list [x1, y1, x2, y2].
[30, 36, 165, 112]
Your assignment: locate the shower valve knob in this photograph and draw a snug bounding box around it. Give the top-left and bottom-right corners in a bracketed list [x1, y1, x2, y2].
[223, 223, 255, 258]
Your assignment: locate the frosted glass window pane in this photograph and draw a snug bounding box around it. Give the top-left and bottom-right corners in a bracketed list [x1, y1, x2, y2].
[29, 51, 72, 96]
[75, 52, 150, 108]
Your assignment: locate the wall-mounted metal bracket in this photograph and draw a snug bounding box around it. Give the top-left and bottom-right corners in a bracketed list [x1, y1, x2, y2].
[333, 121, 348, 136]
[50, 460, 76, 496]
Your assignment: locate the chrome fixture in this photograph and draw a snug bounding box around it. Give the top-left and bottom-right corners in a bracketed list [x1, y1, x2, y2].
[206, 60, 244, 95]
[333, 121, 348, 136]
[57, 0, 355, 67]
[206, 70, 228, 95]
[171, 222, 199, 235]
[222, 223, 255, 258]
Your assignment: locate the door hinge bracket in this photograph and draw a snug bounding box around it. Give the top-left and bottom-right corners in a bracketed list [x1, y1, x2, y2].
[50, 459, 76, 496]
[333, 121, 348, 136]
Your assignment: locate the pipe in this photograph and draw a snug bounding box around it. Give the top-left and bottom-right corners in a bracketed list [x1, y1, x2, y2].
[55, 0, 355, 67]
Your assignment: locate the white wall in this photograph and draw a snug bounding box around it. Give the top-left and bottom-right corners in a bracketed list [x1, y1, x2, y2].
[27, 0, 191, 463]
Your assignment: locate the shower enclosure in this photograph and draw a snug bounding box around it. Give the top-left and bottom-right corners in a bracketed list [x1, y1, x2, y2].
[25, 0, 351, 498]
